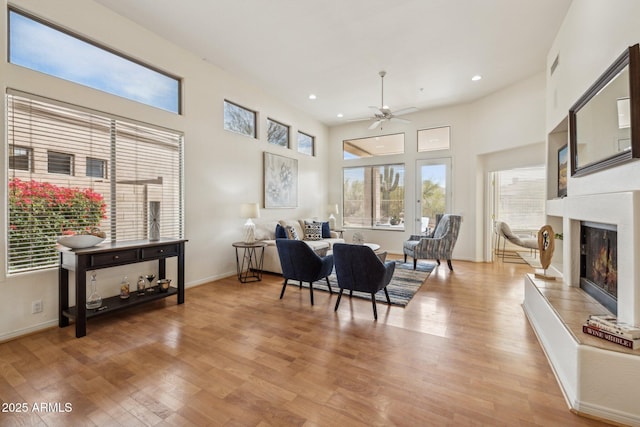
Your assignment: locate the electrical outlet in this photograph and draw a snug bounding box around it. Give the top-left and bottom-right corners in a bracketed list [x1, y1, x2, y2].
[32, 300, 43, 314]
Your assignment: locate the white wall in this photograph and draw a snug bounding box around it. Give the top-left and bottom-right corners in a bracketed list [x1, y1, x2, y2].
[546, 0, 640, 197]
[328, 73, 547, 262]
[0, 0, 329, 340]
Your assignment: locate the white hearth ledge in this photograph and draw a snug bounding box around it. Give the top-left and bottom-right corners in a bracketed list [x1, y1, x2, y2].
[523, 274, 640, 426]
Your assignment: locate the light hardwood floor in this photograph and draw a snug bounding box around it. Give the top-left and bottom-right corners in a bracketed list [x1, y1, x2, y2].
[0, 258, 611, 426]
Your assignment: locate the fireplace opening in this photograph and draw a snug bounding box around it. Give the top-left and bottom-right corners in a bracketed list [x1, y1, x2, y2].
[580, 222, 617, 314]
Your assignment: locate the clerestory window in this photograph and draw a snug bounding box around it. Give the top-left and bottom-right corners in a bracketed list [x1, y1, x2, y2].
[8, 8, 181, 114]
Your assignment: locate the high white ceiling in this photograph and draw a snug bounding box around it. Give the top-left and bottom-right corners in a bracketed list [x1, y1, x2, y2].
[94, 0, 572, 126]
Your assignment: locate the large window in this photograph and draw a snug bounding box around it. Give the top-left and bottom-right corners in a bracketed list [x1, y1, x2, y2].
[8, 9, 181, 114]
[493, 166, 546, 232]
[343, 164, 405, 230]
[6, 92, 184, 274]
[223, 100, 257, 138]
[267, 118, 290, 148]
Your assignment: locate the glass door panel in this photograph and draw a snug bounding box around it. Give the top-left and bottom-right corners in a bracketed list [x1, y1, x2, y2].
[415, 158, 451, 235]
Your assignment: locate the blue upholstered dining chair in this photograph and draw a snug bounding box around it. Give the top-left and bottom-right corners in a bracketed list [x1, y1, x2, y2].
[276, 239, 334, 306]
[332, 243, 396, 320]
[403, 214, 461, 271]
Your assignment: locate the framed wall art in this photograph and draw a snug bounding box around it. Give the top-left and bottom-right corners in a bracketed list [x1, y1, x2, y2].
[264, 152, 298, 208]
[557, 144, 568, 198]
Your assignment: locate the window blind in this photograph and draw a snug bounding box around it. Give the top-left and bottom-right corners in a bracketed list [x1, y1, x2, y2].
[6, 92, 183, 274]
[495, 167, 546, 232]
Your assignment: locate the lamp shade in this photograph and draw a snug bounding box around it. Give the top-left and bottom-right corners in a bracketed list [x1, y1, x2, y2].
[240, 203, 260, 219]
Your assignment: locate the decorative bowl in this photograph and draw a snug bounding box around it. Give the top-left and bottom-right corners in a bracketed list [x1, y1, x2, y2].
[157, 279, 172, 292]
[57, 235, 105, 249]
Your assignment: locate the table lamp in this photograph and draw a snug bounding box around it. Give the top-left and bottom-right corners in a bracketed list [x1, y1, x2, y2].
[240, 203, 260, 243]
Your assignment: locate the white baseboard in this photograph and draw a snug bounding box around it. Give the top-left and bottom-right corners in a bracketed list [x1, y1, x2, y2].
[0, 319, 58, 343]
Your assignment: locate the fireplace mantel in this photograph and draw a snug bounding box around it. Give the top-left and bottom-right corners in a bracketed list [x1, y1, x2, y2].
[553, 191, 640, 325]
[525, 190, 640, 424]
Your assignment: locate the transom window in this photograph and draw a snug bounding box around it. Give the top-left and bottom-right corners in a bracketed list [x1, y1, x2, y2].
[8, 8, 181, 114]
[267, 118, 290, 148]
[297, 131, 314, 156]
[343, 133, 404, 159]
[418, 126, 451, 152]
[223, 100, 257, 138]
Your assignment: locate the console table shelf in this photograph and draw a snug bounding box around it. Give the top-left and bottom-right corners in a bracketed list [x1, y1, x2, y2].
[62, 286, 178, 320]
[58, 238, 187, 338]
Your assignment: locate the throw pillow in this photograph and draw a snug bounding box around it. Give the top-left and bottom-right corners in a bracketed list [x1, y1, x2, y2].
[285, 226, 300, 240]
[303, 223, 323, 241]
[321, 221, 331, 238]
[275, 224, 287, 239]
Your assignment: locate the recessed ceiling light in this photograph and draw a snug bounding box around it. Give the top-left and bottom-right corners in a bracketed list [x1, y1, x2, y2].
[308, 94, 317, 100]
[337, 113, 344, 118]
[471, 75, 482, 81]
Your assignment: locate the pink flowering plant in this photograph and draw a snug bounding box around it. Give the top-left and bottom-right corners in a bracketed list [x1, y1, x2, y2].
[8, 178, 106, 270]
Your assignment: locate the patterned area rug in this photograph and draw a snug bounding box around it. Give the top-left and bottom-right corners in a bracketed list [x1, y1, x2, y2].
[302, 261, 435, 307]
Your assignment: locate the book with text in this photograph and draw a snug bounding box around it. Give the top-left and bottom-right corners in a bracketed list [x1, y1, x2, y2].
[583, 324, 640, 350]
[588, 314, 640, 340]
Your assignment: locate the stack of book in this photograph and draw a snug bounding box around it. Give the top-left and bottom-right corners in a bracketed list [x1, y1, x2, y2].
[583, 315, 640, 350]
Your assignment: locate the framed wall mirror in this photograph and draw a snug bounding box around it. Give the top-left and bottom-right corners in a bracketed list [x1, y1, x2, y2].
[569, 44, 640, 176]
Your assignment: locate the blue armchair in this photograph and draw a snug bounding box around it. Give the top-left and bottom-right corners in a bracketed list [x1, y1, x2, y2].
[332, 243, 396, 320]
[403, 214, 461, 271]
[276, 239, 334, 305]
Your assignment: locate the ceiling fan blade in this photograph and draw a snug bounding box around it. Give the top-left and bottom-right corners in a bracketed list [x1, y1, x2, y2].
[347, 117, 373, 122]
[392, 107, 418, 116]
[390, 117, 411, 124]
[368, 120, 382, 130]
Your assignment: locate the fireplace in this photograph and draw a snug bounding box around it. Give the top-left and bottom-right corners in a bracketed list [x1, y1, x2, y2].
[580, 222, 618, 314]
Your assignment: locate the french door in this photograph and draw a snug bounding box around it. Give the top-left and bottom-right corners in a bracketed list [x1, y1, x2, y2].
[415, 158, 452, 235]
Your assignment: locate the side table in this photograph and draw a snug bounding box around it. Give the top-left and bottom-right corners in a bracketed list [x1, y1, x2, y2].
[232, 241, 267, 283]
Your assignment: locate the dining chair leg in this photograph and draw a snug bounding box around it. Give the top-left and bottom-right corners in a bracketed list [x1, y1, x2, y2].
[325, 277, 333, 294]
[447, 259, 453, 271]
[280, 279, 288, 299]
[334, 289, 343, 311]
[371, 293, 378, 320]
[309, 282, 314, 305]
[349, 290, 353, 297]
[413, 258, 417, 270]
[384, 287, 391, 305]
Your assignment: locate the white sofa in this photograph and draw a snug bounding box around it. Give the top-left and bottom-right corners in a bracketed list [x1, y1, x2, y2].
[254, 219, 344, 274]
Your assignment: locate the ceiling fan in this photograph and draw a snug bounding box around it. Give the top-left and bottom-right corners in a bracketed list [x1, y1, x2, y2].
[349, 71, 418, 129]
